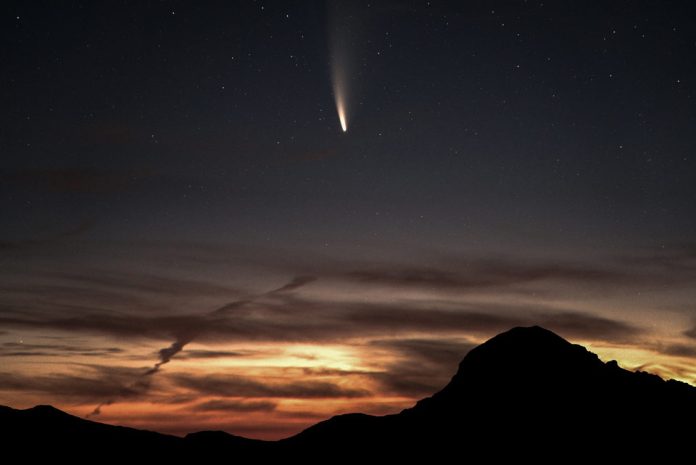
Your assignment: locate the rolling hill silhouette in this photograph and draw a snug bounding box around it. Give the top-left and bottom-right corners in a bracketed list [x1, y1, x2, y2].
[2, 326, 695, 460]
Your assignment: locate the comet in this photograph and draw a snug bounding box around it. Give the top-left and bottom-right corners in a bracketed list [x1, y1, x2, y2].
[329, 1, 353, 133]
[333, 71, 348, 132]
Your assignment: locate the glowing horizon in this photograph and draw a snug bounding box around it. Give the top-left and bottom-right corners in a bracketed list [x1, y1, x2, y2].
[4, 330, 695, 440]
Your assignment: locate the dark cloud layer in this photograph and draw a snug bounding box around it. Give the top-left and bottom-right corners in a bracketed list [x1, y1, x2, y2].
[371, 338, 476, 367]
[1, 246, 689, 362]
[685, 326, 696, 340]
[34, 269, 240, 298]
[145, 339, 191, 376]
[0, 248, 682, 358]
[270, 275, 317, 294]
[368, 338, 477, 397]
[0, 295, 641, 347]
[345, 261, 629, 290]
[179, 349, 252, 359]
[192, 399, 277, 413]
[0, 342, 123, 358]
[341, 249, 696, 293]
[537, 312, 640, 342]
[0, 367, 149, 402]
[659, 343, 696, 358]
[0, 301, 640, 348]
[172, 373, 370, 399]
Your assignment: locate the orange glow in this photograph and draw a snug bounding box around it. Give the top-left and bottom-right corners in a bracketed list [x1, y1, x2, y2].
[4, 324, 696, 440]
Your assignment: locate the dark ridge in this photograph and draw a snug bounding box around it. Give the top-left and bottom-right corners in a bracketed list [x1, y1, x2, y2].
[185, 430, 269, 450]
[2, 326, 695, 461]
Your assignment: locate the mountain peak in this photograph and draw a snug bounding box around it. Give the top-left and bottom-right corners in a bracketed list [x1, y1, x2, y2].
[29, 405, 64, 414]
[23, 405, 73, 420]
[451, 325, 599, 378]
[487, 325, 567, 343]
[408, 326, 604, 414]
[469, 325, 573, 355]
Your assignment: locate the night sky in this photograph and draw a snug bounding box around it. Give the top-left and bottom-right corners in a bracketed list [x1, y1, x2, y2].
[2, 0, 696, 438]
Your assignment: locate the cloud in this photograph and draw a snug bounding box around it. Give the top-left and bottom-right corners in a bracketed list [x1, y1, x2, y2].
[343, 259, 644, 292]
[35, 269, 240, 298]
[270, 275, 317, 294]
[344, 306, 521, 335]
[537, 312, 641, 341]
[0, 366, 149, 402]
[179, 349, 252, 359]
[0, 298, 641, 346]
[292, 367, 374, 377]
[0, 342, 123, 358]
[274, 409, 333, 420]
[172, 373, 370, 399]
[83, 276, 320, 415]
[659, 343, 696, 358]
[371, 338, 476, 367]
[684, 326, 696, 340]
[144, 339, 192, 375]
[192, 399, 277, 412]
[368, 338, 476, 397]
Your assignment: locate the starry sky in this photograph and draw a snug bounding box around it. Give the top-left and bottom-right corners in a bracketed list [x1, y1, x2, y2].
[1, 0, 696, 439]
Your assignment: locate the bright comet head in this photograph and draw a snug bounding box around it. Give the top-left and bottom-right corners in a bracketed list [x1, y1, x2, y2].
[338, 102, 348, 132]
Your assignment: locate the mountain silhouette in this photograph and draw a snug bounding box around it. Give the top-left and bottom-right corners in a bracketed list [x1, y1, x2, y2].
[2, 326, 695, 460]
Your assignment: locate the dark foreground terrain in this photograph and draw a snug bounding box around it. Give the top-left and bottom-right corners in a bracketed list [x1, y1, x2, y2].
[2, 326, 695, 460]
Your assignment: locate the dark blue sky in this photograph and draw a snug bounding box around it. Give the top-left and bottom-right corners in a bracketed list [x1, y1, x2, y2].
[3, 0, 695, 253]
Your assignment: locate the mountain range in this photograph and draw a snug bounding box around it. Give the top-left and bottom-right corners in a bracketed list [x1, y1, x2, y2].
[2, 326, 695, 460]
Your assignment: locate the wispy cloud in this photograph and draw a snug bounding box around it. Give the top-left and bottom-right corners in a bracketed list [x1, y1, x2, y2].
[172, 373, 370, 399]
[192, 399, 277, 412]
[658, 343, 696, 358]
[2, 240, 694, 434]
[0, 266, 644, 344]
[29, 269, 240, 298]
[85, 275, 316, 415]
[178, 349, 255, 359]
[341, 250, 696, 293]
[0, 300, 641, 345]
[368, 338, 476, 396]
[0, 366, 149, 402]
[0, 342, 123, 358]
[344, 260, 628, 289]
